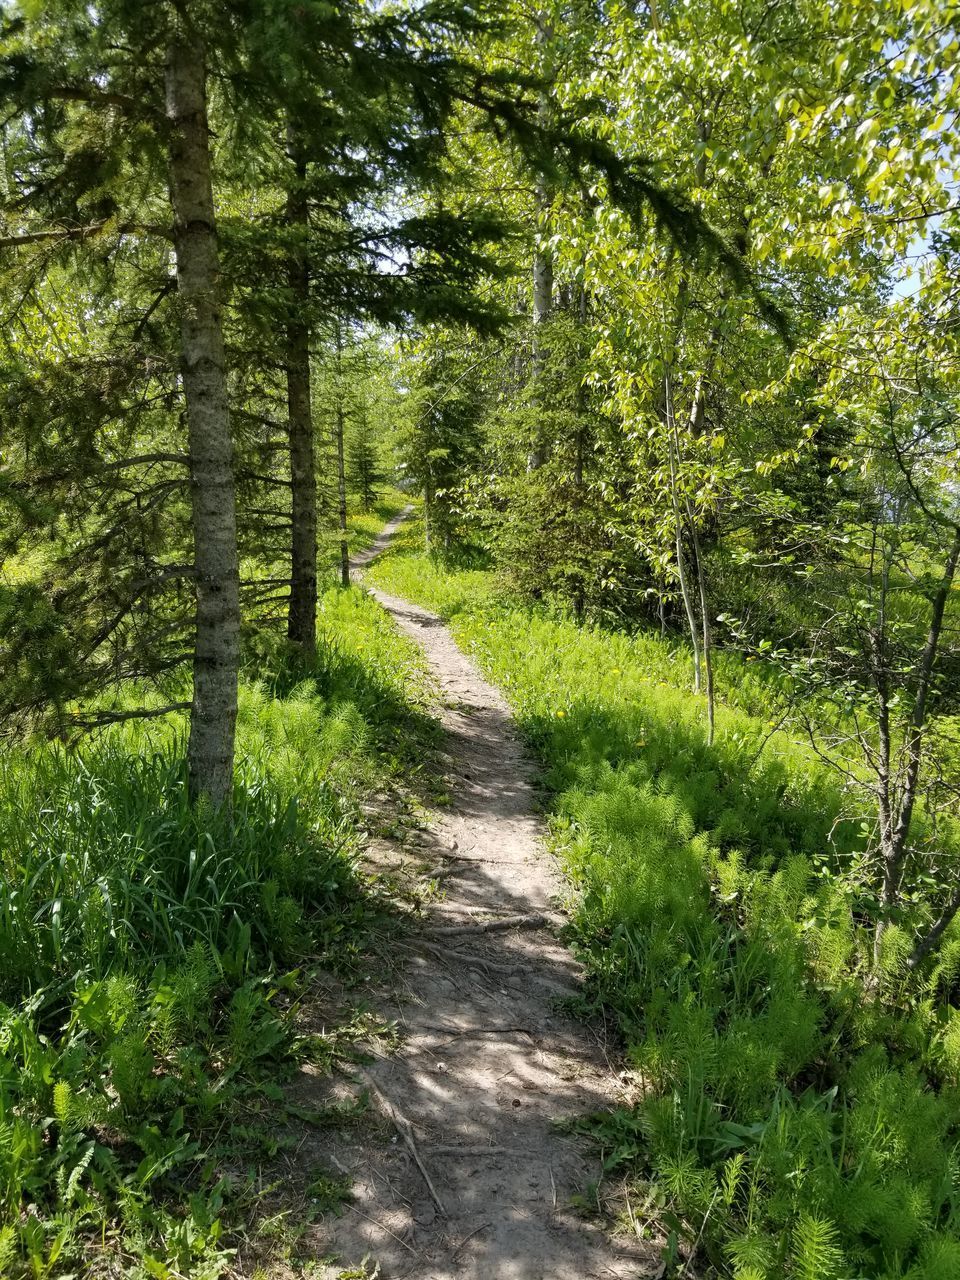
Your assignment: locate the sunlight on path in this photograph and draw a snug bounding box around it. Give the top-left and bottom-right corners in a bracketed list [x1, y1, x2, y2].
[303, 514, 658, 1279]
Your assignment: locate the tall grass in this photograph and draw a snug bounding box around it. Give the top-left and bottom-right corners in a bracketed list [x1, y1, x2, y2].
[370, 536, 960, 1280]
[0, 580, 428, 1277]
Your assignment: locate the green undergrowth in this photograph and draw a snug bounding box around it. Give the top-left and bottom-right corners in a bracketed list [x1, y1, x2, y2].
[0, 580, 433, 1277]
[369, 534, 960, 1280]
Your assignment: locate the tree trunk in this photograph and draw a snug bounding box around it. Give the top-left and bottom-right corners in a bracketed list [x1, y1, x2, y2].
[665, 372, 702, 694]
[165, 38, 239, 809]
[874, 524, 960, 966]
[908, 882, 960, 971]
[423, 474, 433, 553]
[336, 399, 349, 587]
[527, 13, 554, 473]
[871, 539, 897, 967]
[889, 525, 960, 858]
[682, 374, 714, 743]
[527, 236, 553, 472]
[689, 522, 715, 746]
[532, 233, 553, 340]
[286, 131, 318, 652]
[572, 278, 588, 621]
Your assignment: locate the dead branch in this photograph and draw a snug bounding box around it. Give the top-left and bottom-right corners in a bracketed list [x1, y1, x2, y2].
[426, 912, 553, 937]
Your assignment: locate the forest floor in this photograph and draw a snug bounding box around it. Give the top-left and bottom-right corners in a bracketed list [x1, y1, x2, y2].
[288, 512, 658, 1279]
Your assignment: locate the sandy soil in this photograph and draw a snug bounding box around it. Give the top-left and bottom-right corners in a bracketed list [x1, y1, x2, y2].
[297, 512, 658, 1278]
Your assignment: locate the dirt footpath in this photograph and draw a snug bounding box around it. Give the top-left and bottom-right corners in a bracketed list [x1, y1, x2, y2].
[303, 514, 657, 1278]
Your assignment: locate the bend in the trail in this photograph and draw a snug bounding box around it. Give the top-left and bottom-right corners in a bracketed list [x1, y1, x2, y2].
[305, 511, 656, 1279]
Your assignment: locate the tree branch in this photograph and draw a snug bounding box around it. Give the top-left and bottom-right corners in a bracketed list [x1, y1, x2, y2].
[907, 880, 960, 970]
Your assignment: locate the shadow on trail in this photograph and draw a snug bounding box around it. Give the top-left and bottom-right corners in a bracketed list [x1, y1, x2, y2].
[284, 879, 649, 1280]
[308, 520, 960, 1273]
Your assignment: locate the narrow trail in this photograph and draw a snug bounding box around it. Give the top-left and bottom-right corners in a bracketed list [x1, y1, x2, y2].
[307, 512, 656, 1279]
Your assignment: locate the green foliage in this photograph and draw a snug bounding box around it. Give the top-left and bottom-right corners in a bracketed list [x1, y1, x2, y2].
[390, 0, 960, 959]
[0, 581, 425, 1276]
[3, 0, 960, 1273]
[304, 1165, 353, 1216]
[370, 545, 960, 1278]
[0, 743, 344, 997]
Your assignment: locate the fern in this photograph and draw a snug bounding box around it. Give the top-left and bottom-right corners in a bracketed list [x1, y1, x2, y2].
[56, 1139, 95, 1207]
[0, 574, 412, 1267]
[721, 1153, 746, 1208]
[791, 1213, 843, 1280]
[725, 1232, 774, 1274]
[876, 922, 911, 980]
[0, 1225, 16, 1273]
[52, 1080, 73, 1133]
[913, 1236, 960, 1280]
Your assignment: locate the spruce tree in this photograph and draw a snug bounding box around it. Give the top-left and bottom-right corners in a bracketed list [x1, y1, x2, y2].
[348, 427, 385, 514]
[1, 2, 244, 804]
